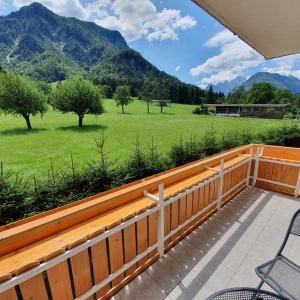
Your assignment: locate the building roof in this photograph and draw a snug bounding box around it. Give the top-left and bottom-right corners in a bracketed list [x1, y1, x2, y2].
[193, 0, 300, 59]
[204, 104, 289, 108]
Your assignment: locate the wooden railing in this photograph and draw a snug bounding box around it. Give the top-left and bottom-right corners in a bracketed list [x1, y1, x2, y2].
[0, 145, 299, 300]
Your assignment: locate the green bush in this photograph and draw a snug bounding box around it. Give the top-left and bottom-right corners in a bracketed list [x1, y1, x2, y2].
[1, 125, 299, 224]
[0, 165, 28, 225]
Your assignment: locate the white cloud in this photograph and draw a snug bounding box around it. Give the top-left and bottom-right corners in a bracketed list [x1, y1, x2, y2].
[93, 0, 196, 42]
[12, 0, 87, 18]
[11, 0, 196, 42]
[190, 29, 263, 88]
[175, 65, 181, 72]
[262, 54, 300, 79]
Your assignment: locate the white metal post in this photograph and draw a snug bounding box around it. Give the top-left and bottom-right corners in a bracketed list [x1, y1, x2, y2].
[294, 169, 300, 198]
[246, 147, 253, 186]
[252, 147, 261, 187]
[217, 159, 224, 211]
[158, 183, 165, 258]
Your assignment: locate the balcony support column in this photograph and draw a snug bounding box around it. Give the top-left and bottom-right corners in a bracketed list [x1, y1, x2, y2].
[158, 183, 165, 258]
[294, 169, 300, 198]
[217, 159, 224, 211]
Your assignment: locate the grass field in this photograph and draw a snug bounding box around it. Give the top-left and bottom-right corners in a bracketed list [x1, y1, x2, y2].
[0, 99, 296, 178]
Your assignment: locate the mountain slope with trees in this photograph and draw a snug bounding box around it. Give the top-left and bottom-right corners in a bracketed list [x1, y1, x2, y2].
[0, 2, 210, 104]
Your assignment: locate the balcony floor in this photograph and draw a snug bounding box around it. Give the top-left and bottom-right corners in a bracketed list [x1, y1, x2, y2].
[113, 187, 300, 300]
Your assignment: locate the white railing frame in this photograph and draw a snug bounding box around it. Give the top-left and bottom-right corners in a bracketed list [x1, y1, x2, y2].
[0, 154, 256, 299]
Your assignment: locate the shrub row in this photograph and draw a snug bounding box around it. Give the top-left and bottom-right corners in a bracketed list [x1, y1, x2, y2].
[0, 125, 299, 225]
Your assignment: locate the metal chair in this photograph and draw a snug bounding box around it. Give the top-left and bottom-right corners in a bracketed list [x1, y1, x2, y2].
[256, 209, 300, 300]
[206, 287, 288, 300]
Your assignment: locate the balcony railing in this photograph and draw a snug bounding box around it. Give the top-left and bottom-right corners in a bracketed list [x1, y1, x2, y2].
[0, 144, 299, 300]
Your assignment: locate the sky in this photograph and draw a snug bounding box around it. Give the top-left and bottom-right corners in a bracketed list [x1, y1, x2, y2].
[1, 0, 300, 88]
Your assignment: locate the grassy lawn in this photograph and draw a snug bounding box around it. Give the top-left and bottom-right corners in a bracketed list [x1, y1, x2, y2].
[0, 99, 296, 178]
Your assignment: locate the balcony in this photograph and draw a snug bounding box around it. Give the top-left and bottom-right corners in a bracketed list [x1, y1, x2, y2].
[116, 188, 300, 299]
[0, 144, 299, 300]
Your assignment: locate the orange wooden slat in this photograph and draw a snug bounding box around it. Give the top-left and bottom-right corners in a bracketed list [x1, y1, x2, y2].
[123, 224, 137, 276]
[91, 240, 110, 298]
[203, 183, 210, 208]
[148, 212, 158, 258]
[170, 200, 179, 241]
[198, 186, 204, 212]
[19, 274, 48, 300]
[70, 250, 93, 300]
[192, 189, 199, 215]
[209, 180, 215, 204]
[47, 261, 73, 300]
[186, 192, 193, 220]
[108, 231, 124, 286]
[0, 288, 18, 300]
[137, 218, 148, 266]
[178, 195, 187, 235]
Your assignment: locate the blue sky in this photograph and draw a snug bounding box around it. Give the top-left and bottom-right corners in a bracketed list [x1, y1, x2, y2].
[1, 0, 300, 87]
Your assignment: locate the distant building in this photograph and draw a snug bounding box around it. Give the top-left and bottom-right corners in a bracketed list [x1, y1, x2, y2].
[204, 104, 289, 119]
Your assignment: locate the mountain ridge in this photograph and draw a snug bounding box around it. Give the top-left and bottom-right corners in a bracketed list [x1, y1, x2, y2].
[209, 72, 300, 95]
[0, 3, 187, 92]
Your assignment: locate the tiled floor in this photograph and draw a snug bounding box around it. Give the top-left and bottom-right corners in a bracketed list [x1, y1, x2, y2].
[114, 187, 300, 300]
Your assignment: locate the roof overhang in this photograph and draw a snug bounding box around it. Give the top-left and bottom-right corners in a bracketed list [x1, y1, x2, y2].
[193, 0, 300, 59]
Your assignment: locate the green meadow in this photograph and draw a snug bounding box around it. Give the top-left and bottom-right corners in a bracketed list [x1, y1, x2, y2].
[0, 99, 296, 178]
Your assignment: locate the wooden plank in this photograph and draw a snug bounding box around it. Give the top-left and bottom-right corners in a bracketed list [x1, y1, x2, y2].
[186, 192, 193, 220]
[198, 185, 204, 213]
[137, 218, 148, 267]
[70, 250, 93, 300]
[148, 212, 158, 258]
[0, 288, 18, 300]
[91, 240, 110, 298]
[108, 231, 124, 286]
[280, 165, 293, 194]
[178, 195, 187, 235]
[192, 189, 199, 215]
[164, 204, 171, 247]
[203, 183, 210, 208]
[47, 261, 73, 300]
[209, 180, 215, 204]
[19, 274, 48, 300]
[270, 163, 283, 193]
[122, 224, 137, 276]
[170, 200, 179, 241]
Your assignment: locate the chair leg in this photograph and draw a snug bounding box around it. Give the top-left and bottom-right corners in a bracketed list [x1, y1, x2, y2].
[257, 279, 264, 289]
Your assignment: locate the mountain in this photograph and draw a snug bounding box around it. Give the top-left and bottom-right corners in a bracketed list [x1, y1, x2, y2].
[0, 2, 204, 103]
[242, 72, 300, 93]
[209, 72, 300, 95]
[208, 76, 246, 95]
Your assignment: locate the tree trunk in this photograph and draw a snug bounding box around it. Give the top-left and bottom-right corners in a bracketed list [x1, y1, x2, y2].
[78, 115, 84, 127]
[160, 104, 163, 113]
[147, 101, 150, 114]
[122, 104, 125, 114]
[22, 114, 32, 130]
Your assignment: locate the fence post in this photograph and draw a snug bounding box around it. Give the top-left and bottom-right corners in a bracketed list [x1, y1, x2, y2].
[217, 159, 224, 211]
[158, 183, 165, 258]
[246, 146, 253, 186]
[252, 146, 261, 187]
[294, 169, 300, 198]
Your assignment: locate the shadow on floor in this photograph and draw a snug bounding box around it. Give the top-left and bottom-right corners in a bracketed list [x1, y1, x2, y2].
[56, 124, 107, 132]
[0, 128, 47, 136]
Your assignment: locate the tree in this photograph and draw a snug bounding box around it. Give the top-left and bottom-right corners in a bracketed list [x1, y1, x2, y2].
[102, 85, 113, 99]
[114, 85, 132, 113]
[0, 71, 47, 130]
[153, 81, 169, 113]
[140, 80, 153, 113]
[207, 86, 216, 104]
[227, 86, 246, 103]
[51, 77, 104, 127]
[246, 83, 275, 104]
